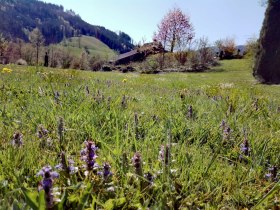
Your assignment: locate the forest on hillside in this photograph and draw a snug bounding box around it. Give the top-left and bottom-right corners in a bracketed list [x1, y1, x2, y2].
[0, 0, 134, 53]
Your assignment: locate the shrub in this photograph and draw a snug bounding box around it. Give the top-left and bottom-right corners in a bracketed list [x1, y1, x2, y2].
[70, 58, 81, 69]
[79, 51, 89, 70]
[22, 43, 35, 65]
[49, 48, 73, 69]
[174, 51, 188, 65]
[88, 56, 105, 71]
[197, 37, 215, 65]
[15, 58, 27, 65]
[244, 37, 258, 58]
[101, 65, 112, 71]
[215, 37, 236, 59]
[140, 55, 160, 73]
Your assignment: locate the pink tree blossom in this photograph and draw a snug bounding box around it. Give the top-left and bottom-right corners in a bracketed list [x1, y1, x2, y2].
[154, 7, 195, 52]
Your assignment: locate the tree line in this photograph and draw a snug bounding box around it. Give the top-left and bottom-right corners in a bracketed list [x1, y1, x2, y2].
[0, 28, 109, 71]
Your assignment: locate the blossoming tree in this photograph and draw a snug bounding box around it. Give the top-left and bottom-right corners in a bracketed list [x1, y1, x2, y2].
[154, 7, 194, 53]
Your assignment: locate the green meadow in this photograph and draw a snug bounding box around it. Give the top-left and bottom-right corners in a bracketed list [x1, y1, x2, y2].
[0, 59, 279, 209]
[53, 35, 117, 60]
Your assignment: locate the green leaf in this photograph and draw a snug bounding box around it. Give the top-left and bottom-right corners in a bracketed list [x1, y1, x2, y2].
[56, 190, 67, 210]
[77, 183, 93, 209]
[38, 190, 47, 210]
[21, 187, 39, 210]
[12, 199, 21, 210]
[103, 198, 126, 210]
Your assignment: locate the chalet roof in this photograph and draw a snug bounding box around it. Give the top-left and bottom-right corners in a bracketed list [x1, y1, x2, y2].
[115, 41, 164, 65]
[117, 49, 139, 60]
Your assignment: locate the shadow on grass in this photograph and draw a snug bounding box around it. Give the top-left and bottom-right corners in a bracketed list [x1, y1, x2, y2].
[207, 68, 226, 73]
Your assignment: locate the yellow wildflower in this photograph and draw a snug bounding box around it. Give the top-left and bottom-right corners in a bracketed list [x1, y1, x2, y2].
[2, 67, 12, 73]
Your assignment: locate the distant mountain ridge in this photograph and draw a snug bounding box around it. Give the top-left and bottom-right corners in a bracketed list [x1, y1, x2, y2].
[0, 0, 134, 53]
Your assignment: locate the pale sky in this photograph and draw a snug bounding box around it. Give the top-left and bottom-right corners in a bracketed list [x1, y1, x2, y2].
[43, 0, 266, 45]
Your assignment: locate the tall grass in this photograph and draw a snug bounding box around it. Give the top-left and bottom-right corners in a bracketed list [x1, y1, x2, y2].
[0, 60, 279, 209]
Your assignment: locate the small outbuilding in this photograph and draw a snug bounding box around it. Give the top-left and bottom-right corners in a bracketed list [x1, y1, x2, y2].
[115, 50, 144, 65]
[115, 41, 164, 65]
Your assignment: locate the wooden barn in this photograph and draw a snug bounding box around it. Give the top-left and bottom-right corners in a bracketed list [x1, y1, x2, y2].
[115, 41, 164, 65]
[115, 50, 144, 65]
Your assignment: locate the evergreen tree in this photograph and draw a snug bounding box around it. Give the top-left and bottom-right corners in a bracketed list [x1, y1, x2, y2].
[253, 0, 280, 83]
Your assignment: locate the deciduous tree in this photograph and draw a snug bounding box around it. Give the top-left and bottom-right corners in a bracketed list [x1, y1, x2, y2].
[29, 28, 45, 66]
[245, 36, 258, 58]
[154, 7, 194, 53]
[197, 37, 215, 66]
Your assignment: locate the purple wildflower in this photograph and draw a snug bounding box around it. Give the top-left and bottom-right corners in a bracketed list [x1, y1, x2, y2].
[55, 152, 78, 175]
[37, 125, 49, 139]
[223, 126, 231, 141]
[144, 172, 154, 185]
[98, 162, 113, 180]
[239, 136, 251, 162]
[159, 144, 170, 165]
[81, 140, 98, 173]
[11, 132, 23, 146]
[220, 120, 232, 142]
[240, 138, 250, 157]
[37, 166, 59, 208]
[220, 120, 226, 132]
[132, 152, 143, 177]
[54, 91, 60, 104]
[187, 105, 193, 119]
[37, 125, 52, 148]
[265, 166, 279, 182]
[102, 162, 112, 178]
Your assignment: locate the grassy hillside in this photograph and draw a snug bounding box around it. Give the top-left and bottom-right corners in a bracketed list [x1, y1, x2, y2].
[0, 59, 279, 209]
[52, 35, 118, 60]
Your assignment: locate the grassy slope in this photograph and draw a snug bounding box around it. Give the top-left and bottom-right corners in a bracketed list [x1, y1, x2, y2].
[52, 35, 117, 60]
[0, 59, 279, 209]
